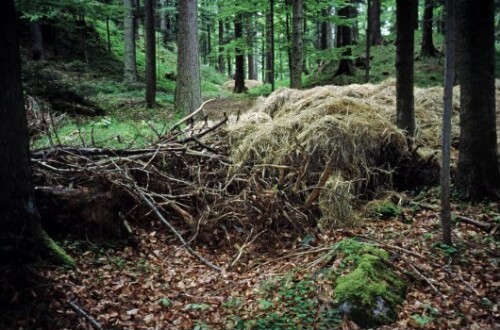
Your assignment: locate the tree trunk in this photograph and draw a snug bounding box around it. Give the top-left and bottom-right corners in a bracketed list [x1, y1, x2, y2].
[290, 0, 303, 88]
[124, 0, 138, 83]
[234, 14, 246, 93]
[370, 0, 383, 45]
[265, 0, 275, 90]
[366, 0, 371, 82]
[440, 0, 456, 247]
[31, 22, 45, 60]
[0, 0, 74, 267]
[145, 0, 156, 108]
[159, 0, 169, 44]
[246, 16, 257, 80]
[414, 0, 420, 30]
[175, 0, 202, 114]
[200, 3, 209, 65]
[456, 0, 500, 199]
[226, 22, 232, 77]
[218, 19, 225, 73]
[396, 0, 416, 136]
[421, 0, 437, 57]
[334, 2, 355, 77]
[320, 7, 332, 50]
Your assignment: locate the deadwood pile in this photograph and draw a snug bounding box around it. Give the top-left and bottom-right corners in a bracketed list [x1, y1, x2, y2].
[30, 79, 500, 247]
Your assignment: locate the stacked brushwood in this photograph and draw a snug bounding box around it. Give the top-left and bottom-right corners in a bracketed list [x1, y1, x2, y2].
[34, 79, 486, 246]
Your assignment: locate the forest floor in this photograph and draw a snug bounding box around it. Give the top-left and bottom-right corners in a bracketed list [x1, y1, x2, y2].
[1, 188, 499, 330]
[202, 97, 257, 119]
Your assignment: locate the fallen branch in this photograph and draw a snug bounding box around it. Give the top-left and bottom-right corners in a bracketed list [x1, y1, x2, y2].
[169, 98, 217, 133]
[303, 154, 336, 209]
[456, 215, 495, 233]
[134, 183, 223, 272]
[68, 301, 103, 330]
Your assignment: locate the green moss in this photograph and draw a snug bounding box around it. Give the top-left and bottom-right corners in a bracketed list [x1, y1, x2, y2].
[333, 239, 405, 327]
[368, 201, 402, 219]
[39, 228, 76, 268]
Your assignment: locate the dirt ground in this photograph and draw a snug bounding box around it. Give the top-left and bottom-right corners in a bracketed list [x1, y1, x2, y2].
[202, 97, 257, 119]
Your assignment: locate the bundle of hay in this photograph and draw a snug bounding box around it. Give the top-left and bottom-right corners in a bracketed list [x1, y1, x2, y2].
[222, 79, 263, 91]
[225, 86, 410, 228]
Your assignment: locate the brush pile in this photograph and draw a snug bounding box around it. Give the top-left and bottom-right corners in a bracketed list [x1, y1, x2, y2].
[32, 80, 482, 248]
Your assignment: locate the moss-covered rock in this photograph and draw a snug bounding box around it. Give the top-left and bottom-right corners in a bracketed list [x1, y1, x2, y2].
[332, 239, 405, 327]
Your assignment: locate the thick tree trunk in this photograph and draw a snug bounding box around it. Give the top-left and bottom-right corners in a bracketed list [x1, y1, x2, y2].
[334, 2, 355, 77]
[456, 0, 500, 199]
[0, 0, 74, 267]
[421, 0, 437, 57]
[175, 0, 202, 114]
[290, 0, 303, 88]
[31, 22, 45, 60]
[123, 0, 138, 83]
[370, 0, 383, 45]
[234, 15, 246, 93]
[396, 0, 416, 136]
[145, 0, 156, 108]
[265, 0, 275, 90]
[218, 19, 225, 73]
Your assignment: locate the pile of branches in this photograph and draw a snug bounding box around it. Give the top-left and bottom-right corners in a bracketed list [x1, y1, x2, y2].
[31, 104, 311, 256]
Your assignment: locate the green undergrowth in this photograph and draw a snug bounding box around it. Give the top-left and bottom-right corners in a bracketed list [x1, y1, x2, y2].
[304, 31, 446, 89]
[31, 107, 183, 149]
[225, 239, 405, 329]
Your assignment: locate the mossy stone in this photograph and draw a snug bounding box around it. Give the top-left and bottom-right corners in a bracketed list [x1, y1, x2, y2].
[333, 239, 405, 327]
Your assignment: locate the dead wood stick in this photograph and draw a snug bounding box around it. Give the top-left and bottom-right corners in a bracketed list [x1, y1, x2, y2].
[168, 202, 195, 227]
[456, 215, 494, 232]
[356, 235, 427, 260]
[169, 98, 217, 133]
[135, 185, 222, 272]
[179, 116, 228, 144]
[405, 261, 445, 298]
[303, 155, 336, 209]
[68, 301, 103, 330]
[254, 246, 332, 270]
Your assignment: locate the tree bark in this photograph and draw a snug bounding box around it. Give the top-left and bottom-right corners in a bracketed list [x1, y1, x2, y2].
[456, 0, 500, 199]
[421, 0, 437, 57]
[218, 19, 225, 73]
[396, 0, 416, 136]
[265, 0, 275, 90]
[440, 0, 456, 246]
[334, 2, 355, 77]
[123, 0, 138, 83]
[226, 22, 232, 77]
[175, 0, 202, 114]
[290, 0, 303, 88]
[145, 0, 156, 108]
[234, 14, 246, 93]
[369, 0, 383, 45]
[320, 7, 332, 50]
[246, 16, 257, 80]
[365, 0, 371, 83]
[0, 0, 74, 267]
[31, 22, 45, 60]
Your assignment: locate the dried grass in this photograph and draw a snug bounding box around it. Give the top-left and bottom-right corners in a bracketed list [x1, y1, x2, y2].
[223, 79, 474, 229]
[222, 79, 263, 91]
